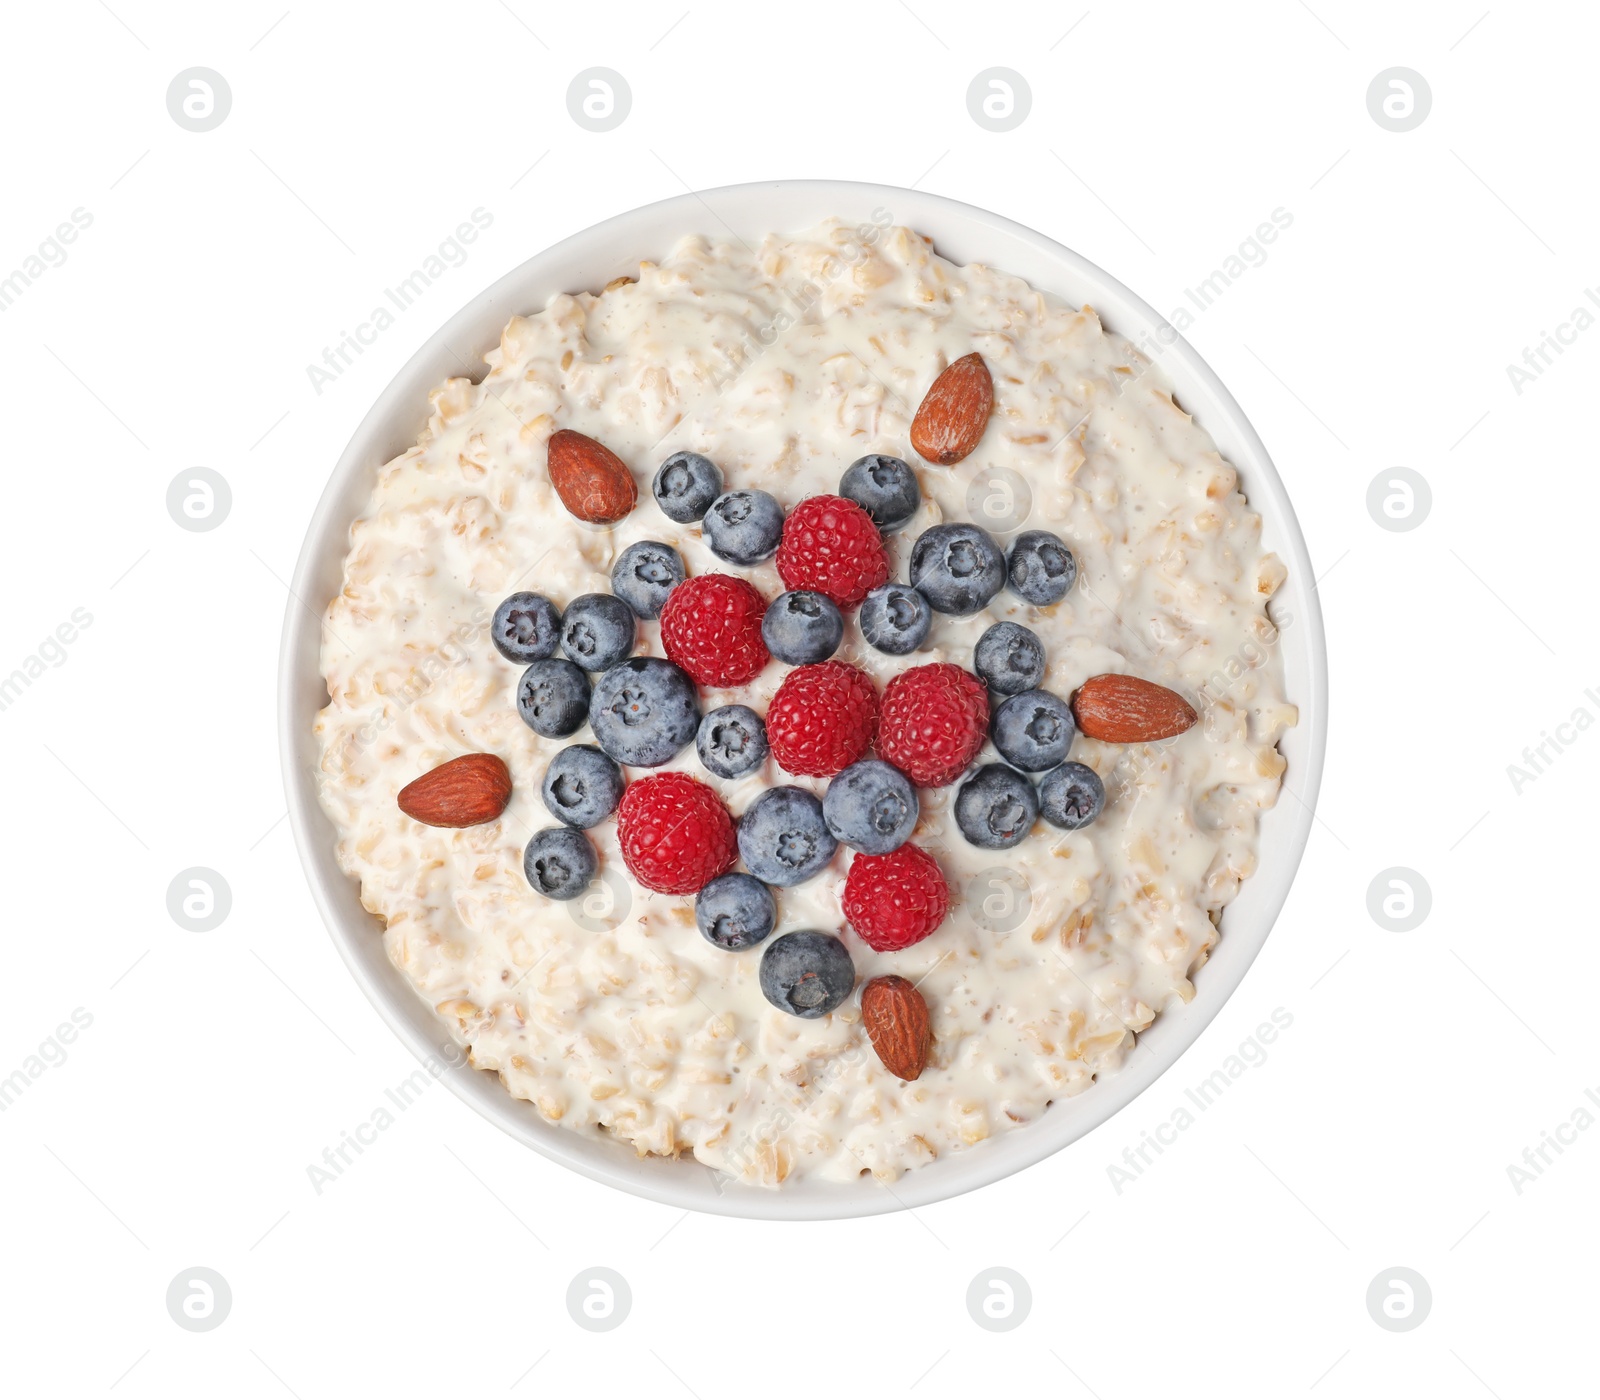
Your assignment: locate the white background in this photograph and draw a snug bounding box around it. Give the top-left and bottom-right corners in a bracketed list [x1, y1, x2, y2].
[1, 0, 1591, 1394]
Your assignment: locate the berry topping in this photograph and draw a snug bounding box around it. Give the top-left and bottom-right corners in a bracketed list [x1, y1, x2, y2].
[616, 771, 737, 895]
[842, 844, 949, 952]
[703, 488, 785, 564]
[775, 494, 890, 610]
[523, 827, 597, 901]
[652, 451, 723, 523]
[990, 689, 1075, 771]
[759, 930, 855, 1019]
[540, 744, 624, 829]
[876, 662, 990, 788]
[659, 573, 770, 688]
[973, 621, 1046, 696]
[822, 758, 918, 855]
[761, 589, 844, 665]
[765, 660, 879, 778]
[588, 657, 700, 767]
[737, 786, 837, 887]
[1006, 529, 1077, 605]
[839, 453, 921, 531]
[859, 583, 932, 656]
[610, 540, 686, 619]
[1039, 761, 1106, 830]
[696, 704, 769, 779]
[910, 522, 1005, 615]
[560, 592, 637, 672]
[516, 659, 592, 739]
[954, 764, 1040, 849]
[492, 592, 562, 663]
[695, 872, 777, 950]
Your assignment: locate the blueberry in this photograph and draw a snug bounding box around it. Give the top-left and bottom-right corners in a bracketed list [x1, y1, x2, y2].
[759, 930, 855, 1018]
[611, 541, 685, 619]
[491, 592, 562, 663]
[523, 827, 597, 900]
[822, 758, 918, 855]
[973, 621, 1046, 696]
[653, 451, 723, 523]
[859, 584, 932, 655]
[703, 489, 785, 565]
[540, 744, 624, 829]
[991, 689, 1075, 771]
[697, 704, 769, 779]
[695, 872, 776, 950]
[737, 786, 837, 887]
[517, 659, 591, 738]
[1006, 530, 1077, 605]
[954, 764, 1040, 849]
[910, 523, 1005, 615]
[588, 657, 700, 767]
[762, 590, 844, 665]
[839, 454, 920, 531]
[1039, 761, 1106, 830]
[560, 593, 636, 671]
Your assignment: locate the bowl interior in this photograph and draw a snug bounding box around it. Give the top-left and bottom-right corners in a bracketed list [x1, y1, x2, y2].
[279, 180, 1328, 1220]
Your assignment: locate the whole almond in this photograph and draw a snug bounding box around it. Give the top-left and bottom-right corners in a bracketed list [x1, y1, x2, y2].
[910, 352, 993, 466]
[1073, 674, 1198, 743]
[861, 975, 932, 1081]
[397, 753, 512, 828]
[546, 428, 638, 524]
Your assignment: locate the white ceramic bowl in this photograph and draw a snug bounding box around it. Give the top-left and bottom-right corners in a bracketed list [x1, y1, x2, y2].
[279, 179, 1328, 1220]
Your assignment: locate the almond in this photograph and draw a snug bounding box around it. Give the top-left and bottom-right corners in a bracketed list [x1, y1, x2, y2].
[1072, 674, 1198, 743]
[910, 352, 993, 466]
[546, 428, 638, 524]
[861, 975, 931, 1081]
[397, 753, 512, 828]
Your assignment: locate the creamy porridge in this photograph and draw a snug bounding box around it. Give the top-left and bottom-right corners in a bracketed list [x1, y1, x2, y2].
[315, 218, 1295, 1186]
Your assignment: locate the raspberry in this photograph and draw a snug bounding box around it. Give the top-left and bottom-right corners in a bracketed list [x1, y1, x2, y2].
[659, 573, 769, 688]
[616, 772, 736, 895]
[766, 661, 879, 778]
[843, 845, 949, 952]
[776, 495, 889, 610]
[877, 663, 989, 788]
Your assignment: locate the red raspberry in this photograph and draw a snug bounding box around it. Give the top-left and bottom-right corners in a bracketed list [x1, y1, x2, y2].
[776, 495, 889, 610]
[878, 663, 989, 788]
[659, 573, 769, 688]
[843, 845, 950, 952]
[616, 772, 736, 895]
[766, 661, 878, 778]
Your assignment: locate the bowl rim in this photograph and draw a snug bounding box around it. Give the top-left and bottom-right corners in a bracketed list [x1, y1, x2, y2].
[278, 178, 1329, 1221]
